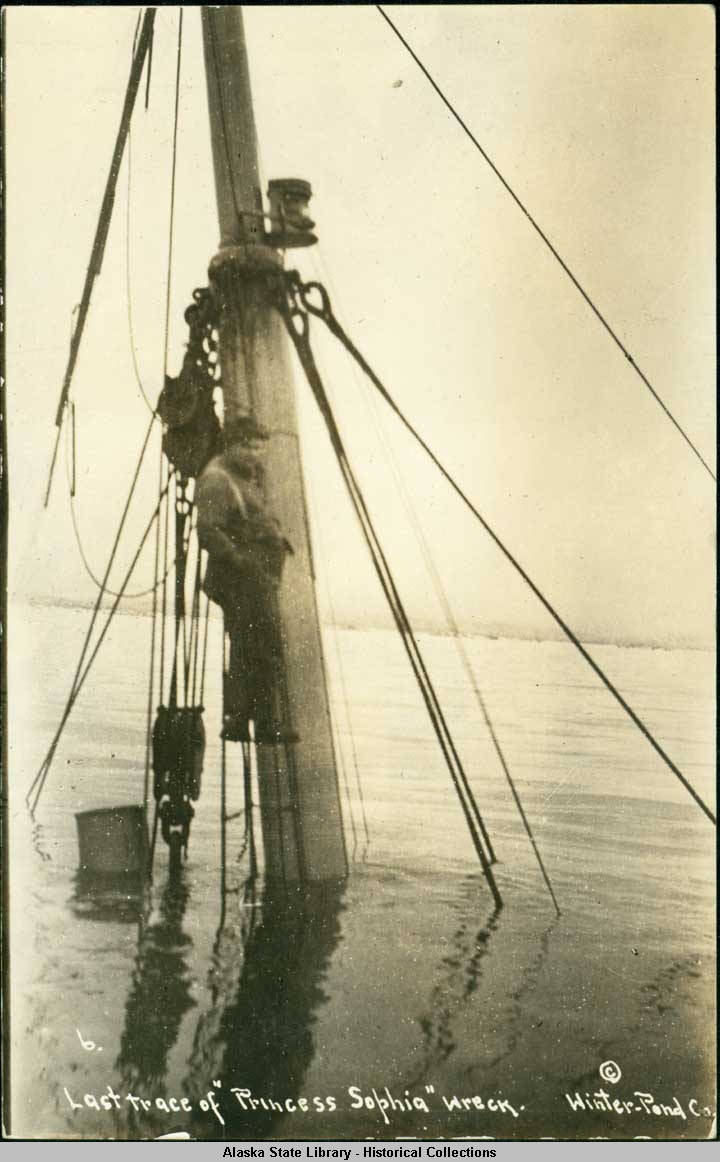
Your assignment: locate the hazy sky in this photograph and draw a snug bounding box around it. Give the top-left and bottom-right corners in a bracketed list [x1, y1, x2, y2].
[6, 5, 715, 646]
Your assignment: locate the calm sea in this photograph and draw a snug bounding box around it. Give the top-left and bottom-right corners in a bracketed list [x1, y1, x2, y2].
[7, 604, 716, 1140]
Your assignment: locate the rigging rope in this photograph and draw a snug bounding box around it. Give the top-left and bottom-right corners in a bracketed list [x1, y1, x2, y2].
[44, 8, 158, 507]
[144, 446, 167, 817]
[303, 421, 370, 859]
[205, 14, 245, 231]
[146, 7, 188, 844]
[65, 410, 155, 682]
[375, 6, 716, 485]
[28, 410, 166, 812]
[242, 741, 258, 879]
[277, 295, 502, 905]
[158, 461, 172, 702]
[292, 274, 716, 827]
[162, 10, 184, 381]
[70, 403, 77, 496]
[64, 407, 174, 600]
[27, 485, 170, 815]
[382, 422, 560, 911]
[312, 247, 554, 903]
[126, 126, 157, 415]
[144, 8, 154, 110]
[199, 593, 211, 705]
[306, 254, 377, 857]
[68, 488, 173, 599]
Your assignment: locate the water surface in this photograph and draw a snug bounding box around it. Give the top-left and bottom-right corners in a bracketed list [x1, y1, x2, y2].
[8, 606, 716, 1140]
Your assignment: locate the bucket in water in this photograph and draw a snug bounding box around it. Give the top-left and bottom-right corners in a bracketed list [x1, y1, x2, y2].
[75, 805, 148, 876]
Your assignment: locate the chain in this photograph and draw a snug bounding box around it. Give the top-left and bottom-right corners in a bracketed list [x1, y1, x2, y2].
[182, 286, 222, 391]
[158, 288, 222, 480]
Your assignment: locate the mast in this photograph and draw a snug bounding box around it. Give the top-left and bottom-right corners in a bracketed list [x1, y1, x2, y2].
[201, 7, 347, 881]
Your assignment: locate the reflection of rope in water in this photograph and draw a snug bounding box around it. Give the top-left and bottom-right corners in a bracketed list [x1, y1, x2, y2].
[408, 876, 502, 1089]
[409, 876, 558, 1094]
[566, 951, 707, 1094]
[478, 917, 557, 1077]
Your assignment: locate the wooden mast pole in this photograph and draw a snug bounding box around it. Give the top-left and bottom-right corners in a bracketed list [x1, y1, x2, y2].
[201, 6, 348, 882]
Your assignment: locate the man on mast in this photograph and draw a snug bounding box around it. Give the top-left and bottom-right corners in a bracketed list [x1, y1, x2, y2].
[196, 418, 296, 745]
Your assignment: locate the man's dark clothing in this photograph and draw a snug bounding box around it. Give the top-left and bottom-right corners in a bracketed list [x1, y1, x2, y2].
[196, 453, 291, 741]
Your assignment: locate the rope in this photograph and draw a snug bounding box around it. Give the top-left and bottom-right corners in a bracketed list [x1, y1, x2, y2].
[70, 403, 77, 496]
[27, 486, 169, 815]
[62, 390, 174, 599]
[183, 539, 203, 704]
[162, 15, 187, 718]
[158, 458, 171, 702]
[242, 742, 258, 878]
[168, 492, 187, 708]
[131, 7, 142, 54]
[149, 799, 160, 879]
[126, 126, 157, 415]
[307, 256, 372, 858]
[162, 9, 184, 381]
[44, 9, 158, 506]
[143, 8, 154, 110]
[374, 390, 559, 908]
[304, 428, 369, 859]
[279, 301, 501, 905]
[220, 728, 227, 917]
[189, 551, 204, 705]
[312, 249, 553, 901]
[199, 593, 211, 705]
[284, 290, 497, 866]
[205, 15, 245, 230]
[143, 447, 166, 818]
[375, 6, 716, 485]
[298, 276, 716, 827]
[156, 17, 184, 714]
[68, 491, 173, 600]
[63, 410, 156, 691]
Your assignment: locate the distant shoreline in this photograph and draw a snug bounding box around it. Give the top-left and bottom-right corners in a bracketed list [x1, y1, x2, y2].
[15, 592, 714, 653]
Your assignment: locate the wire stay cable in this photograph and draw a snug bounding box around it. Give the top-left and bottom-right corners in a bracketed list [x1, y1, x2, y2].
[27, 486, 169, 815]
[278, 300, 502, 904]
[64, 409, 173, 600]
[314, 247, 556, 906]
[375, 6, 716, 484]
[44, 8, 158, 507]
[144, 448, 167, 817]
[68, 489, 174, 600]
[26, 412, 160, 809]
[126, 127, 157, 415]
[162, 9, 184, 381]
[304, 426, 369, 860]
[296, 276, 715, 827]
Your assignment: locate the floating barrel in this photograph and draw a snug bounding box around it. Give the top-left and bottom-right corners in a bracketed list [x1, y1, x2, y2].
[75, 805, 148, 876]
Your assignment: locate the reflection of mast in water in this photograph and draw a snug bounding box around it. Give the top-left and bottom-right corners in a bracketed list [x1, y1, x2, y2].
[185, 877, 345, 1140]
[184, 868, 261, 1090]
[115, 869, 195, 1113]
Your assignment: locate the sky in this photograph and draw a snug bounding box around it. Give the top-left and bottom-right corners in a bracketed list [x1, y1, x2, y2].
[5, 5, 716, 647]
